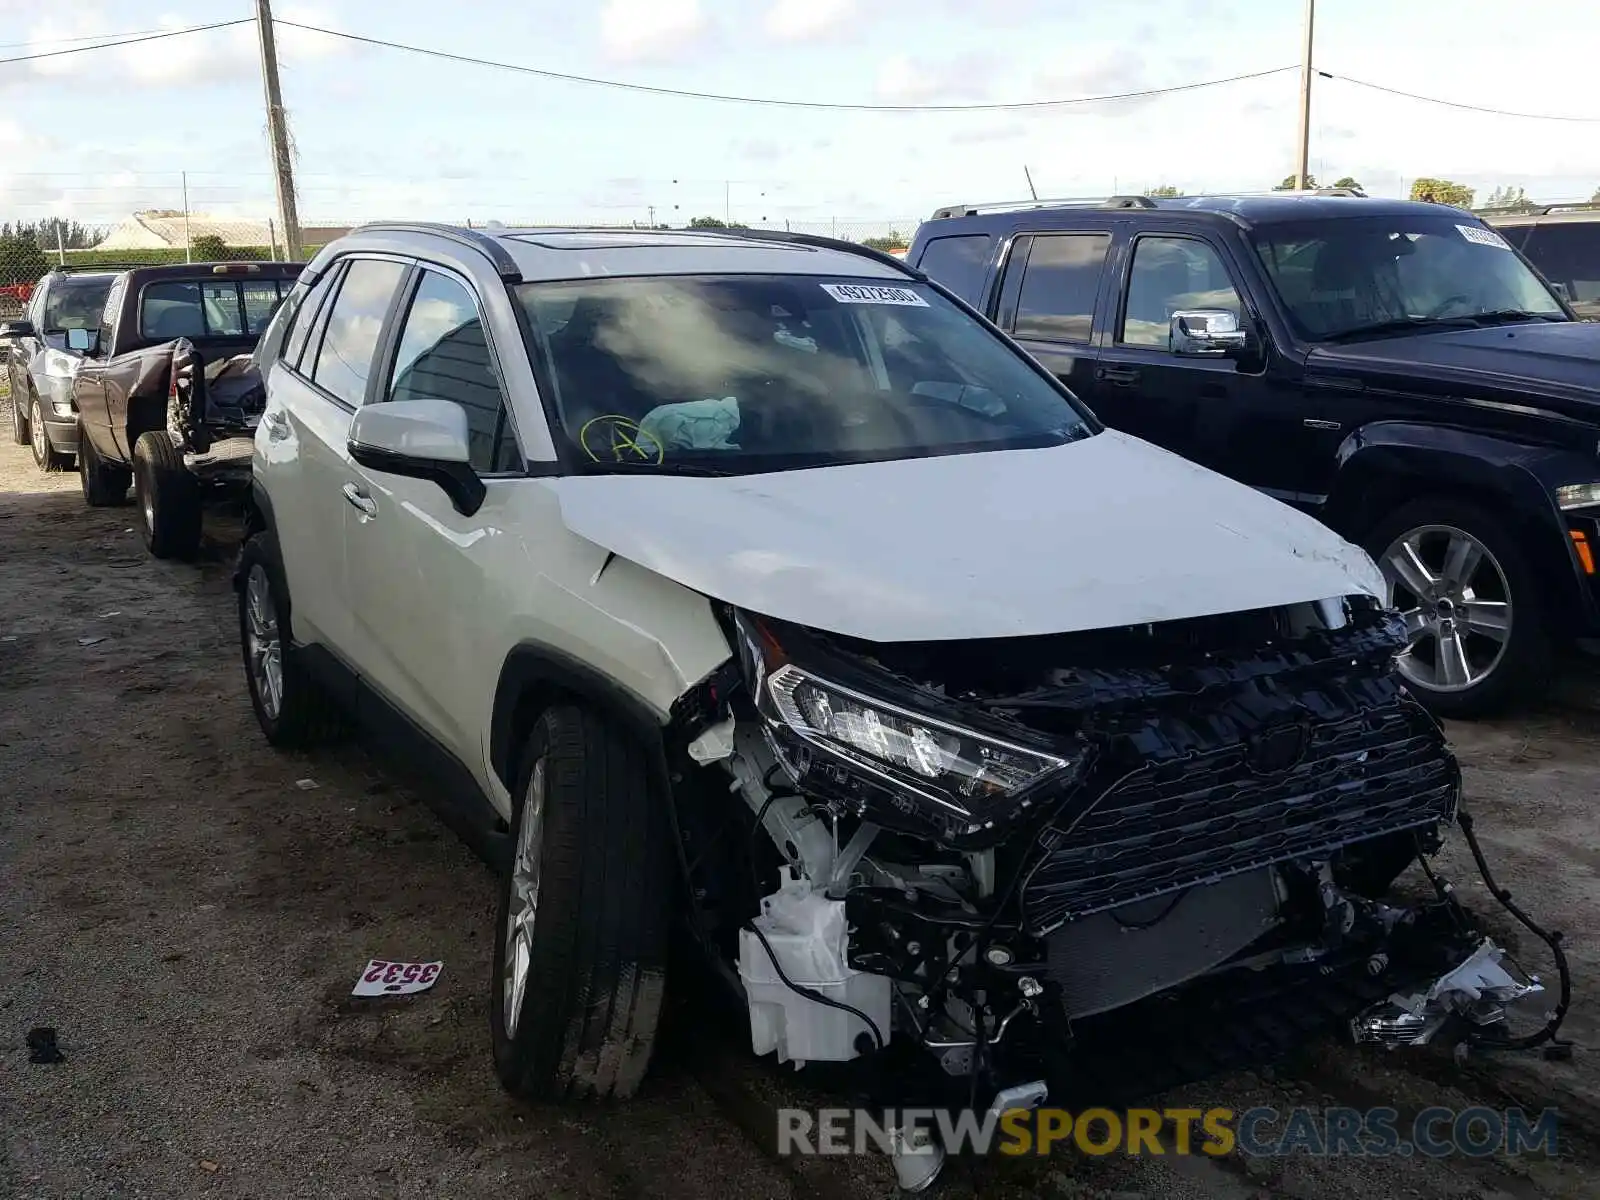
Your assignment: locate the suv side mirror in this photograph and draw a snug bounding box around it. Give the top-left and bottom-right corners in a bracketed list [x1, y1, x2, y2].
[0, 319, 35, 340]
[65, 327, 95, 353]
[1170, 309, 1251, 357]
[347, 399, 486, 517]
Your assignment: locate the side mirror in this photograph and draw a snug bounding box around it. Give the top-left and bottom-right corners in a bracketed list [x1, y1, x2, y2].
[347, 399, 486, 517]
[0, 319, 35, 340]
[1550, 282, 1573, 303]
[1170, 309, 1251, 357]
[65, 327, 95, 353]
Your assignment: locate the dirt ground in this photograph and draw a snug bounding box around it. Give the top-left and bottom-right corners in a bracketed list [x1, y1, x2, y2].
[3, 400, 1599, 1200]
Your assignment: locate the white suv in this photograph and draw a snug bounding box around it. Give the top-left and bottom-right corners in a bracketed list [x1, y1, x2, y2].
[239, 224, 1526, 1166]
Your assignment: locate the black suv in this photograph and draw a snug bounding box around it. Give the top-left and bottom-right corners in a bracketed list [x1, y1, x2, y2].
[1480, 202, 1600, 321]
[907, 192, 1600, 715]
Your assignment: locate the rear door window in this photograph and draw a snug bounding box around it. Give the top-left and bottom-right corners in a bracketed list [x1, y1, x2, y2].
[310, 258, 409, 407]
[1011, 233, 1111, 343]
[914, 235, 993, 307]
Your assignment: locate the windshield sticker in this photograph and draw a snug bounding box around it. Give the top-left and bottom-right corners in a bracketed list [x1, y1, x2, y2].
[820, 282, 929, 307]
[1457, 224, 1511, 251]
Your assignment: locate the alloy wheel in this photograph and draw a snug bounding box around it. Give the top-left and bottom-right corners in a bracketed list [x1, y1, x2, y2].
[1380, 523, 1512, 693]
[29, 397, 46, 465]
[502, 756, 547, 1040]
[243, 564, 284, 719]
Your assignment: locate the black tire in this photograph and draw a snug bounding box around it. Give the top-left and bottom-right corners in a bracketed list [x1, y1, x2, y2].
[28, 392, 71, 472]
[78, 428, 130, 507]
[236, 532, 347, 748]
[133, 431, 202, 559]
[9, 383, 27, 445]
[490, 704, 672, 1102]
[1363, 496, 1550, 718]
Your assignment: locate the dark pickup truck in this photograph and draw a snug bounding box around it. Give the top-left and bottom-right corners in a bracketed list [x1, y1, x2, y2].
[907, 191, 1600, 715]
[71, 261, 301, 559]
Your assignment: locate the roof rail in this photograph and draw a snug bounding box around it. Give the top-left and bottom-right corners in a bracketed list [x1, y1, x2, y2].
[350, 221, 523, 280]
[930, 194, 1159, 219]
[1475, 200, 1600, 218]
[689, 226, 923, 279]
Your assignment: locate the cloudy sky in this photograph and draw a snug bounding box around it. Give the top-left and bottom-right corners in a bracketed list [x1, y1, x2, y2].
[1, 0, 1597, 232]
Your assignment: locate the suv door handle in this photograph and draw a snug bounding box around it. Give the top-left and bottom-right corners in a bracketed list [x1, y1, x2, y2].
[262, 409, 290, 440]
[1096, 366, 1141, 386]
[342, 482, 378, 518]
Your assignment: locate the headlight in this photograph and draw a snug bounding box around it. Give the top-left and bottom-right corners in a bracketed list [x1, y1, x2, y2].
[756, 660, 1077, 837]
[1556, 483, 1600, 511]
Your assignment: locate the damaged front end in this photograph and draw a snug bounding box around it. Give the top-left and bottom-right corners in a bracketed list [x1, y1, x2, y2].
[670, 594, 1562, 1142]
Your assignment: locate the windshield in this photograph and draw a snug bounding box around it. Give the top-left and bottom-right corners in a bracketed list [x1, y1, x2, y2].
[42, 277, 112, 332]
[516, 274, 1092, 474]
[1252, 216, 1566, 340]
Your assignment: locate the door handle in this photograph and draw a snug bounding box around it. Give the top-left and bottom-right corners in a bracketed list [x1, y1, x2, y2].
[342, 482, 378, 518]
[262, 409, 290, 441]
[1096, 366, 1141, 387]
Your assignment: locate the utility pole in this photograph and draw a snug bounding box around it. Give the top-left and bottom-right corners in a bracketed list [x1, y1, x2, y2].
[254, 0, 303, 260]
[1293, 0, 1315, 190]
[182, 171, 192, 263]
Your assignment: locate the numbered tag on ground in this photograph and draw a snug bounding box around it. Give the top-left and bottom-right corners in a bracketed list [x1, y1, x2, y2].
[352, 959, 443, 997]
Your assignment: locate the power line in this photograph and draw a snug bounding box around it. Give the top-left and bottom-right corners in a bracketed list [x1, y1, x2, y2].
[0, 19, 253, 67]
[1323, 71, 1600, 124]
[276, 20, 1295, 112]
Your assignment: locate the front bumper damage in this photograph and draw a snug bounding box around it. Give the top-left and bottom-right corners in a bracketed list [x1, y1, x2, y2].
[669, 595, 1567, 1188]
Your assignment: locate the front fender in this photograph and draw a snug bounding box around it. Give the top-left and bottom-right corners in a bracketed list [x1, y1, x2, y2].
[1327, 421, 1599, 633]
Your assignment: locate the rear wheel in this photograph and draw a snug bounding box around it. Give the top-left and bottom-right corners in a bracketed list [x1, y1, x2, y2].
[237, 533, 346, 747]
[29, 393, 70, 472]
[490, 704, 672, 1102]
[132, 431, 202, 559]
[1365, 496, 1549, 718]
[78, 428, 130, 507]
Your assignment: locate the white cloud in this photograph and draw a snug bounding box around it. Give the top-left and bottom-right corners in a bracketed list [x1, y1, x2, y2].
[24, 7, 345, 88]
[599, 0, 708, 64]
[874, 53, 995, 106]
[764, 0, 854, 42]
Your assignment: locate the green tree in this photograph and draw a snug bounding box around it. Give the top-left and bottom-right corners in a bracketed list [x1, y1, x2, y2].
[1274, 173, 1318, 190]
[862, 229, 907, 250]
[1410, 177, 1475, 208]
[189, 234, 229, 261]
[1484, 185, 1537, 213]
[0, 233, 49, 285]
[687, 215, 728, 229]
[1144, 185, 1183, 198]
[1332, 176, 1364, 193]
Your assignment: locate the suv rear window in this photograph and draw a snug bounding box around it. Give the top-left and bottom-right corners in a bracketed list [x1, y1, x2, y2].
[139, 278, 289, 341]
[518, 273, 1092, 475]
[914, 235, 992, 307]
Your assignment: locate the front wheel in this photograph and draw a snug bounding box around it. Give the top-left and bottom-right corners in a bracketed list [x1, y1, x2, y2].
[237, 533, 347, 748]
[29, 394, 70, 472]
[78, 429, 130, 507]
[490, 704, 672, 1102]
[1365, 497, 1549, 718]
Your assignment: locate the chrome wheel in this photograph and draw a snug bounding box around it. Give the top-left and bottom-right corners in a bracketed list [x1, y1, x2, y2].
[140, 468, 155, 532]
[502, 756, 547, 1040]
[243, 564, 283, 719]
[1380, 523, 1511, 693]
[29, 397, 46, 464]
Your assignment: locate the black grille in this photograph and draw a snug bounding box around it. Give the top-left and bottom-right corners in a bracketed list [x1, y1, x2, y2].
[1020, 703, 1457, 931]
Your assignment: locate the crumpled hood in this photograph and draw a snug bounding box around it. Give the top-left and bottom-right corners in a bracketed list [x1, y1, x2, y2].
[553, 430, 1385, 643]
[1308, 321, 1600, 411]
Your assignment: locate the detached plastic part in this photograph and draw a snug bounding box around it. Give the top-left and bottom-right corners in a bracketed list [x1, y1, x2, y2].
[1351, 938, 1542, 1047]
[737, 873, 892, 1067]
